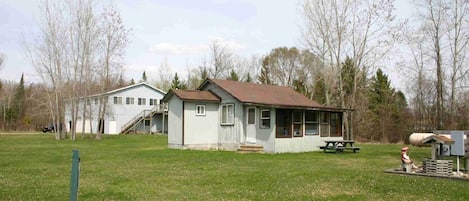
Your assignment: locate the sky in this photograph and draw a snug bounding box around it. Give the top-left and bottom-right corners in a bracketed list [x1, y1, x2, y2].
[0, 0, 413, 90]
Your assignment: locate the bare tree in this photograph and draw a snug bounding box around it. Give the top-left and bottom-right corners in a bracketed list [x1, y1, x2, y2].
[423, 0, 446, 129]
[301, 0, 399, 139]
[263, 47, 300, 87]
[27, 0, 68, 140]
[408, 0, 469, 130]
[27, 0, 129, 140]
[446, 0, 469, 129]
[154, 58, 173, 92]
[95, 3, 130, 140]
[401, 24, 436, 132]
[61, 0, 100, 140]
[208, 41, 233, 79]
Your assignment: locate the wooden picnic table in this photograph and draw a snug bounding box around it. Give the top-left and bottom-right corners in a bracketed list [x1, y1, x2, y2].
[319, 140, 361, 153]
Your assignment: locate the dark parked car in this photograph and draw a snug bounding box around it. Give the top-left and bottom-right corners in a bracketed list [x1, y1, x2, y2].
[42, 124, 55, 133]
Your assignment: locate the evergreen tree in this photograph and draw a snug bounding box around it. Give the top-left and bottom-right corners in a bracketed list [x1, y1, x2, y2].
[141, 71, 147, 82]
[341, 57, 357, 97]
[368, 69, 408, 142]
[227, 69, 239, 81]
[8, 74, 26, 125]
[171, 73, 187, 89]
[258, 57, 272, 85]
[293, 73, 312, 98]
[200, 66, 209, 81]
[117, 74, 126, 87]
[245, 73, 252, 83]
[129, 78, 135, 85]
[312, 73, 327, 104]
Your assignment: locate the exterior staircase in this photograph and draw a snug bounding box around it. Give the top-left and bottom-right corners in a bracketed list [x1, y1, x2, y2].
[237, 144, 263, 153]
[120, 104, 166, 134]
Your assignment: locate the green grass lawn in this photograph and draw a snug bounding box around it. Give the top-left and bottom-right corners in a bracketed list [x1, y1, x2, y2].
[0, 134, 467, 201]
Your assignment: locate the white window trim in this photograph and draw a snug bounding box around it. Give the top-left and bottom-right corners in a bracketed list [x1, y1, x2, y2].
[196, 105, 206, 116]
[138, 98, 146, 105]
[113, 96, 122, 104]
[259, 109, 270, 129]
[221, 103, 234, 125]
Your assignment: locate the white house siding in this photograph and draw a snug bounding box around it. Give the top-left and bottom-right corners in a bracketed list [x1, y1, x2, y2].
[251, 107, 276, 153]
[105, 85, 165, 134]
[65, 83, 166, 135]
[167, 96, 183, 148]
[183, 101, 219, 149]
[64, 101, 100, 133]
[75, 119, 92, 133]
[200, 84, 242, 150]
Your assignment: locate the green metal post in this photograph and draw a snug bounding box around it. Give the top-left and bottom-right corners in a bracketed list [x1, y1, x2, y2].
[70, 150, 80, 201]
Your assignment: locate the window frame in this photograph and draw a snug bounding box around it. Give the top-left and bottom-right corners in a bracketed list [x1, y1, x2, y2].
[320, 112, 330, 137]
[149, 98, 158, 106]
[305, 110, 319, 135]
[247, 108, 255, 124]
[259, 109, 271, 129]
[138, 98, 146, 105]
[292, 110, 303, 137]
[113, 96, 122, 104]
[195, 104, 206, 116]
[126, 97, 134, 105]
[275, 109, 292, 138]
[220, 103, 235, 125]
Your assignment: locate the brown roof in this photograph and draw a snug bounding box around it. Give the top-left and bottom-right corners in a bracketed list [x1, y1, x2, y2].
[169, 89, 220, 102]
[201, 78, 338, 110]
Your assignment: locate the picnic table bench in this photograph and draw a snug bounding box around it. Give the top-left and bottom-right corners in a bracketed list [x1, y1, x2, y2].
[319, 140, 360, 153]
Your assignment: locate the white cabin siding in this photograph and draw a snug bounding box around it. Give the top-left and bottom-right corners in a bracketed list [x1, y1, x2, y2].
[167, 97, 183, 148]
[183, 102, 219, 148]
[253, 107, 275, 153]
[200, 84, 242, 150]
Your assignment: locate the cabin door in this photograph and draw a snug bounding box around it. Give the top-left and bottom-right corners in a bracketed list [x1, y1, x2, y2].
[246, 107, 256, 144]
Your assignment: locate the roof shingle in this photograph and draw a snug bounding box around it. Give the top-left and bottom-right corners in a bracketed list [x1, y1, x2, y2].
[171, 89, 220, 102]
[204, 79, 336, 109]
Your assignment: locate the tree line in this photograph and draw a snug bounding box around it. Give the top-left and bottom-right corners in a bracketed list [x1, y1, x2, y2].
[0, 0, 467, 143]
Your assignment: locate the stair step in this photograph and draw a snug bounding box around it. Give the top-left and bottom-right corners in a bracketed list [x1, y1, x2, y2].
[237, 145, 263, 153]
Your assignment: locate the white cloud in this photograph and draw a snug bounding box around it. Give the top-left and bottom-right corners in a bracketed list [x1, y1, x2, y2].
[148, 43, 208, 55]
[208, 36, 246, 51]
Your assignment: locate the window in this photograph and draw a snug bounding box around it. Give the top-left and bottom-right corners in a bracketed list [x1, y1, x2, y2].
[276, 109, 291, 138]
[320, 112, 330, 137]
[247, 108, 255, 124]
[126, 97, 134, 105]
[221, 104, 234, 125]
[86, 99, 91, 105]
[149, 98, 158, 106]
[138, 98, 146, 105]
[94, 98, 98, 105]
[113, 96, 122, 104]
[144, 119, 150, 126]
[305, 111, 319, 135]
[292, 110, 303, 136]
[196, 105, 205, 116]
[330, 112, 342, 137]
[260, 109, 270, 129]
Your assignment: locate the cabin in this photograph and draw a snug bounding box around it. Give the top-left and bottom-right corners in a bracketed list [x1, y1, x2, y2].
[64, 82, 167, 135]
[162, 78, 347, 153]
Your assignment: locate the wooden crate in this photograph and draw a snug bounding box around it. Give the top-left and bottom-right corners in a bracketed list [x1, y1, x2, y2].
[423, 159, 453, 176]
